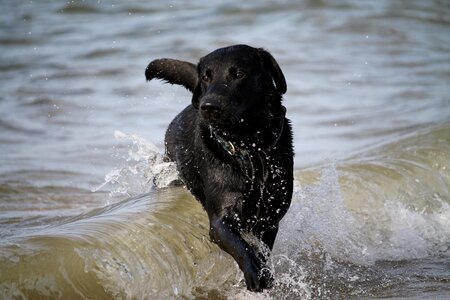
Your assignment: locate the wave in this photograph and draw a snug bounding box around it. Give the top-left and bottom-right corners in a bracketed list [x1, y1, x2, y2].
[1, 124, 449, 299]
[279, 124, 450, 264]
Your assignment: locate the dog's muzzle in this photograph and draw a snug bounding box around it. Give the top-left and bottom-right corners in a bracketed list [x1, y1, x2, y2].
[200, 96, 224, 123]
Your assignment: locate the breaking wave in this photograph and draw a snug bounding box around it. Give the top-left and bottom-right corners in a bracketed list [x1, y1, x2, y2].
[1, 124, 449, 299]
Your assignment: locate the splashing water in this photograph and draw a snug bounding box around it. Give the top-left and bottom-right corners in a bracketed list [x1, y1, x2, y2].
[277, 160, 450, 262]
[93, 131, 179, 199]
[268, 146, 450, 298]
[87, 129, 450, 299]
[1, 128, 449, 299]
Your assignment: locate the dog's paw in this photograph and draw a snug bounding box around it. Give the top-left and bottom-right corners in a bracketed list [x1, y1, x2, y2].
[259, 266, 274, 289]
[243, 262, 274, 292]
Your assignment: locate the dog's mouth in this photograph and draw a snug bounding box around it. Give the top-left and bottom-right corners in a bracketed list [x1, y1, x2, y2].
[199, 99, 233, 127]
[200, 107, 222, 124]
[200, 109, 244, 132]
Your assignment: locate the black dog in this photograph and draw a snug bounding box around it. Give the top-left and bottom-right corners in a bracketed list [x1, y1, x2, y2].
[145, 45, 293, 291]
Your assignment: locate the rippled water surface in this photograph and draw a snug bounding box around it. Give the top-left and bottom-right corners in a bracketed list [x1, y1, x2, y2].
[1, 0, 449, 299]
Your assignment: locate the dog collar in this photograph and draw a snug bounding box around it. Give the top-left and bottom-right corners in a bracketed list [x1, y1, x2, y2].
[209, 106, 286, 158]
[210, 127, 250, 158]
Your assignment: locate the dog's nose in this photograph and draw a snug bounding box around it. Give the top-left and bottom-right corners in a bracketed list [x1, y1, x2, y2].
[200, 102, 221, 113]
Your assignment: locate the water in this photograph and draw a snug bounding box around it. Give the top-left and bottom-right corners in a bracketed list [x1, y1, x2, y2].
[0, 0, 449, 299]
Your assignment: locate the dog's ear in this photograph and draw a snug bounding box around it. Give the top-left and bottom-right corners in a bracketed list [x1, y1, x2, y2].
[258, 49, 287, 95]
[145, 59, 197, 93]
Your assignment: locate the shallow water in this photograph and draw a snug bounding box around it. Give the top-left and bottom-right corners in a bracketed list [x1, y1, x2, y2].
[1, 0, 449, 299]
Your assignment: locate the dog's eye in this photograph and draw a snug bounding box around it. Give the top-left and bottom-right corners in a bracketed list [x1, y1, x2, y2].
[236, 71, 246, 79]
[201, 74, 209, 82]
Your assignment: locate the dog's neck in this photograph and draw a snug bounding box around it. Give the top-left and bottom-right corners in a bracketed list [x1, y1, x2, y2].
[208, 106, 286, 158]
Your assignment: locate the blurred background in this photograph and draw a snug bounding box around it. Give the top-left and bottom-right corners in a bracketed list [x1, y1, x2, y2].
[0, 1, 449, 299]
[1, 0, 449, 188]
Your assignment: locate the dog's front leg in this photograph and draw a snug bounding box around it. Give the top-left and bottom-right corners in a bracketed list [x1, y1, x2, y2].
[209, 215, 273, 291]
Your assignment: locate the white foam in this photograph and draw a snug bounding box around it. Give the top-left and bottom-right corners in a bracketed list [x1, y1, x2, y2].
[275, 162, 450, 265]
[93, 131, 179, 199]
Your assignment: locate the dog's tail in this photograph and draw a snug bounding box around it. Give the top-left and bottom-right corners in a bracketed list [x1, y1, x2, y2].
[145, 59, 197, 93]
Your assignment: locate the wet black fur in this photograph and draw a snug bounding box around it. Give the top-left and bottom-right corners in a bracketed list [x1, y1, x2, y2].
[145, 45, 294, 291]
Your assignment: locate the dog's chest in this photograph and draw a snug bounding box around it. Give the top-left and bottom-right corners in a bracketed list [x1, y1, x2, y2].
[237, 154, 290, 225]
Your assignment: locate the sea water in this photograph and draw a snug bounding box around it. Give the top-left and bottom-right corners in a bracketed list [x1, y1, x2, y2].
[1, 1, 449, 299]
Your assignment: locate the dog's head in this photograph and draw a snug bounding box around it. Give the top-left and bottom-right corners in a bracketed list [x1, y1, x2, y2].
[146, 44, 286, 130]
[192, 45, 286, 128]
